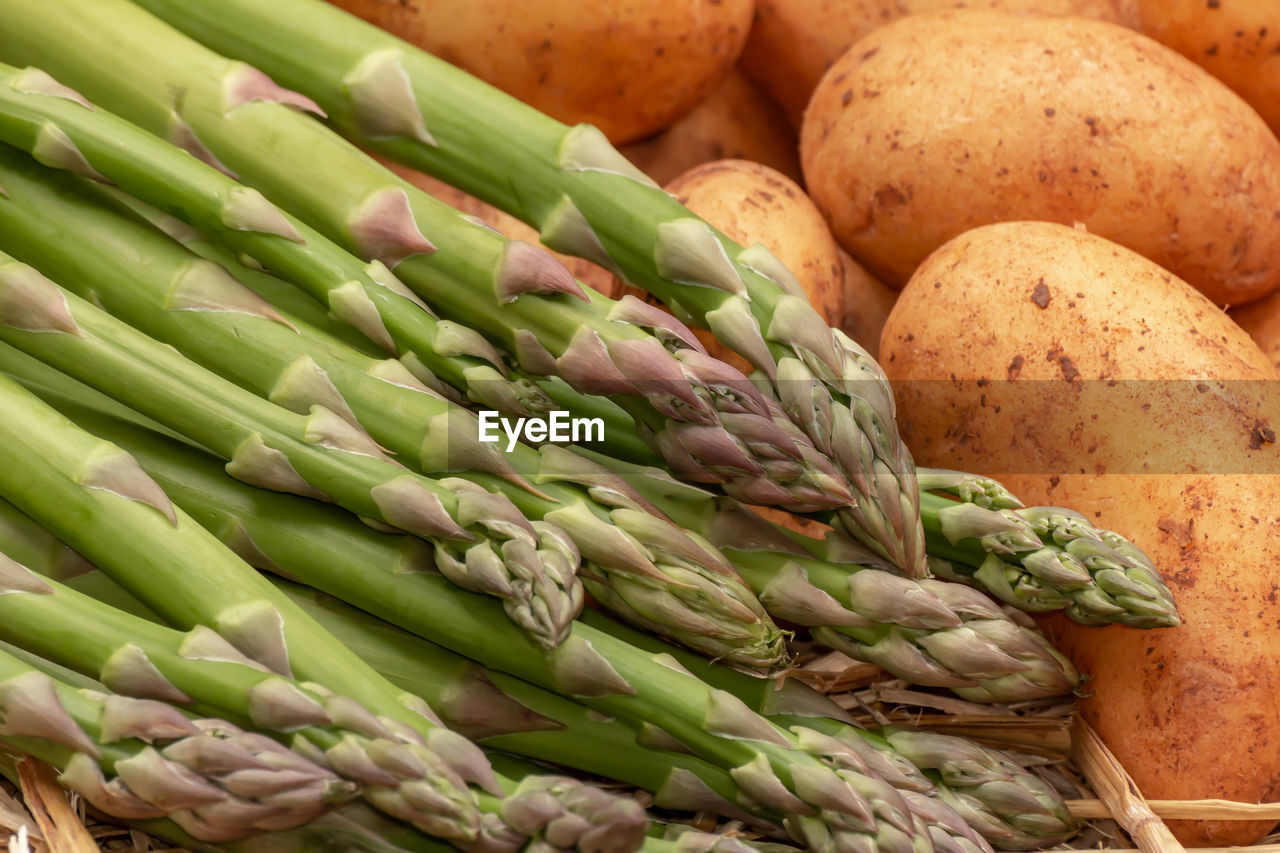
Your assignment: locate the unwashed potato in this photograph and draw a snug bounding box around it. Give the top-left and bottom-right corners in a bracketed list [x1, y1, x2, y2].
[330, 0, 753, 144]
[739, 0, 1137, 127]
[380, 158, 616, 296]
[620, 69, 802, 186]
[880, 221, 1280, 847]
[1137, 0, 1280, 136]
[1230, 292, 1280, 372]
[838, 249, 895, 358]
[802, 10, 1280, 306]
[630, 160, 844, 373]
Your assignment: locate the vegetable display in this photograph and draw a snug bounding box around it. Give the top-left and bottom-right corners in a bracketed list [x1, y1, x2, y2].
[0, 0, 1259, 849]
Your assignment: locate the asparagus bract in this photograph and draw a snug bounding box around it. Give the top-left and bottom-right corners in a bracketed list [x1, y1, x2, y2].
[10, 389, 940, 853]
[0, 149, 779, 666]
[0, 248, 581, 647]
[116, 0, 927, 576]
[0, 0, 857, 516]
[0, 368, 640, 853]
[0, 643, 351, 842]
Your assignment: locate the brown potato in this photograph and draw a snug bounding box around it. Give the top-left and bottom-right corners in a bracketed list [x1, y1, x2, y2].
[1136, 0, 1280, 136]
[838, 249, 895, 358]
[1231, 293, 1280, 372]
[620, 69, 802, 186]
[655, 160, 844, 372]
[739, 0, 1137, 127]
[802, 10, 1280, 306]
[329, 0, 753, 144]
[379, 158, 615, 296]
[880, 221, 1280, 847]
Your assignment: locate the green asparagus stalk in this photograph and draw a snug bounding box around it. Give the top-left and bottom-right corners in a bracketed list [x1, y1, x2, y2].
[0, 557, 493, 840]
[0, 643, 353, 842]
[0, 743, 450, 853]
[0, 369, 649, 853]
[915, 471, 1022, 512]
[5, 383, 941, 853]
[0, 248, 581, 648]
[553, 451, 1078, 703]
[0, 59, 558, 422]
[0, 0, 861, 518]
[0, 152, 780, 666]
[116, 0, 928, 576]
[916, 492, 1180, 628]
[0, 495, 983, 853]
[581, 616, 1079, 852]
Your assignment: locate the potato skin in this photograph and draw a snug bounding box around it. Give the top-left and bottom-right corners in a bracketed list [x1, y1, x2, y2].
[739, 0, 1136, 127]
[329, 0, 752, 144]
[657, 160, 844, 371]
[879, 221, 1280, 847]
[1137, 0, 1280, 136]
[802, 10, 1280, 305]
[620, 69, 802, 186]
[1230, 292, 1280, 372]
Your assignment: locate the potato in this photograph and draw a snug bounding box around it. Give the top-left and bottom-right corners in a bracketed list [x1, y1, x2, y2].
[1230, 293, 1280, 372]
[379, 159, 616, 296]
[838, 249, 895, 358]
[642, 160, 844, 372]
[1136, 0, 1280, 137]
[879, 221, 1280, 847]
[739, 0, 1137, 127]
[802, 10, 1280, 306]
[329, 0, 752, 144]
[620, 69, 802, 186]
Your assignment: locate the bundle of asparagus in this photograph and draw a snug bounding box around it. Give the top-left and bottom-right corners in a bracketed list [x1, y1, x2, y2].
[0, 0, 1187, 848]
[116, 0, 928, 579]
[0, 133, 781, 666]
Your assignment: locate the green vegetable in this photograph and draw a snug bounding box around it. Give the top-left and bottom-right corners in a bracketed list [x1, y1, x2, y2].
[0, 59, 555, 420]
[4, 380, 937, 853]
[582, 616, 1080, 852]
[564, 452, 1079, 703]
[917, 492, 1180, 628]
[0, 247, 580, 647]
[0, 0, 859, 517]
[0, 363, 640, 853]
[0, 640, 352, 842]
[117, 0, 929, 578]
[0, 147, 781, 667]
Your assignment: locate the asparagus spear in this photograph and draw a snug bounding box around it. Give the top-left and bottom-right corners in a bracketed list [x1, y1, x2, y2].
[0, 249, 581, 648]
[0, 557, 494, 840]
[585, 615, 1078, 852]
[0, 0, 861, 517]
[550, 451, 1079, 703]
[0, 642, 654, 853]
[6, 384, 940, 853]
[0, 369, 647, 853]
[0, 643, 353, 842]
[917, 493, 1180, 628]
[0, 59, 559, 422]
[115, 0, 928, 576]
[0, 154, 780, 667]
